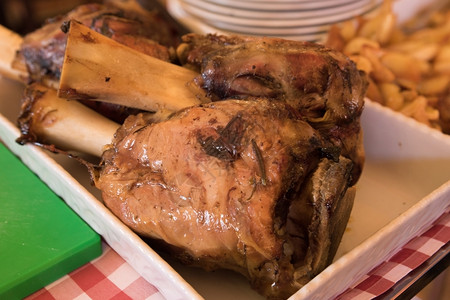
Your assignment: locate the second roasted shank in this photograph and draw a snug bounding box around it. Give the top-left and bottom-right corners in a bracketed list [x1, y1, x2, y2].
[13, 0, 188, 123]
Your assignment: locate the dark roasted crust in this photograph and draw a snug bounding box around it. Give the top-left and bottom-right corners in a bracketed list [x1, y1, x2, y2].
[437, 92, 450, 134]
[177, 34, 367, 184]
[77, 100, 142, 124]
[16, 83, 47, 145]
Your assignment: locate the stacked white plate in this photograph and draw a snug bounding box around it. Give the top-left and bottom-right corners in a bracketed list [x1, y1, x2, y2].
[167, 0, 383, 42]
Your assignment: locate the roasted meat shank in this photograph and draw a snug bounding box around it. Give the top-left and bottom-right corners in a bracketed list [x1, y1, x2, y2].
[96, 99, 356, 299]
[91, 34, 367, 299]
[11, 0, 188, 123]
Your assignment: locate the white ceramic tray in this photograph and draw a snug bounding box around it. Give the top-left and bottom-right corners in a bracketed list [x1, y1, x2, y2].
[1, 71, 449, 299]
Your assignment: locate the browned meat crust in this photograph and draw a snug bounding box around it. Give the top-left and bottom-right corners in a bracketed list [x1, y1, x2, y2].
[178, 34, 368, 184]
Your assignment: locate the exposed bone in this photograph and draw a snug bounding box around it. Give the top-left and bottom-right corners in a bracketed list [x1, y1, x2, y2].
[58, 21, 208, 114]
[0, 25, 27, 82]
[18, 83, 120, 157]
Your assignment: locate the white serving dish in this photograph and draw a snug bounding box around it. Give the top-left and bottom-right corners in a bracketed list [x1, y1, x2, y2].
[201, 0, 359, 11]
[182, 0, 374, 21]
[1, 62, 449, 300]
[167, 0, 382, 41]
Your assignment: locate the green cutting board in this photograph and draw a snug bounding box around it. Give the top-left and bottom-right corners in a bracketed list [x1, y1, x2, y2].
[0, 142, 102, 299]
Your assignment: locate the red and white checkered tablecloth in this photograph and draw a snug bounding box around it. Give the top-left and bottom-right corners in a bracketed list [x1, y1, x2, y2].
[24, 242, 166, 300]
[25, 211, 449, 300]
[338, 210, 450, 299]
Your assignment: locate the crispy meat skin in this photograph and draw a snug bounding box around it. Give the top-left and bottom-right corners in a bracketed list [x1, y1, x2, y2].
[178, 34, 368, 184]
[96, 99, 355, 299]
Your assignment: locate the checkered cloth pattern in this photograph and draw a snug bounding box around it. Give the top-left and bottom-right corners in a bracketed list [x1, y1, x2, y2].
[337, 210, 450, 300]
[24, 242, 166, 300]
[24, 210, 449, 300]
